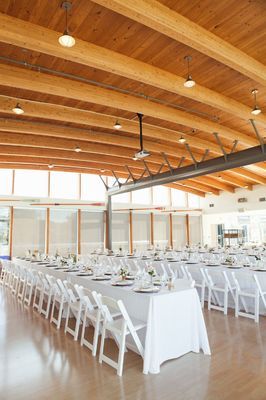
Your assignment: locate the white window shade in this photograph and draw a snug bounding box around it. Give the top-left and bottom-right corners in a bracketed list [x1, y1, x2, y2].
[80, 211, 104, 253]
[171, 189, 187, 207]
[172, 215, 187, 250]
[189, 215, 202, 245]
[132, 188, 151, 205]
[154, 214, 169, 248]
[0, 169, 13, 195]
[49, 209, 77, 256]
[132, 213, 150, 251]
[81, 174, 106, 201]
[12, 208, 46, 256]
[153, 186, 170, 206]
[112, 212, 129, 250]
[14, 170, 48, 197]
[0, 207, 10, 257]
[50, 172, 79, 199]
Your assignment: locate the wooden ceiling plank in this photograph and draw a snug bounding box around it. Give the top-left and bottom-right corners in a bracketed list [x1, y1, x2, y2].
[195, 175, 235, 193]
[0, 63, 257, 147]
[0, 12, 265, 126]
[90, 0, 266, 85]
[231, 167, 266, 185]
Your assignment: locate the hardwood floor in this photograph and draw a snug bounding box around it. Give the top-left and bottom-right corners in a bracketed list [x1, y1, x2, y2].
[1, 287, 266, 400]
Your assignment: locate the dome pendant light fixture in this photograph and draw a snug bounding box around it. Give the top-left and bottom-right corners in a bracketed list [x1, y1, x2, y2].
[251, 89, 261, 115]
[58, 2, 75, 48]
[178, 136, 186, 144]
[75, 146, 81, 153]
[12, 103, 24, 115]
[184, 55, 195, 88]
[113, 120, 122, 130]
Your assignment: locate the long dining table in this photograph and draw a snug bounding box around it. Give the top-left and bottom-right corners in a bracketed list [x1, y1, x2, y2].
[14, 257, 211, 374]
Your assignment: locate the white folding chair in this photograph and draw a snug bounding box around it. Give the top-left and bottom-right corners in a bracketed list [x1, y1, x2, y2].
[33, 271, 45, 311]
[204, 268, 229, 315]
[232, 271, 259, 323]
[64, 283, 83, 340]
[98, 294, 146, 376]
[24, 269, 37, 307]
[254, 274, 266, 311]
[39, 275, 57, 319]
[80, 288, 101, 356]
[50, 279, 69, 330]
[185, 265, 206, 308]
[17, 266, 27, 302]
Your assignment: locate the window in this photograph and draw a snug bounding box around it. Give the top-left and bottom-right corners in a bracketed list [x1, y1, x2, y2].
[0, 169, 13, 195]
[112, 212, 129, 250]
[189, 215, 202, 245]
[14, 170, 48, 197]
[132, 213, 150, 251]
[12, 208, 46, 256]
[132, 188, 151, 205]
[171, 189, 187, 207]
[50, 172, 79, 199]
[153, 214, 170, 248]
[80, 211, 104, 252]
[49, 209, 77, 256]
[188, 193, 200, 208]
[172, 215, 187, 249]
[0, 207, 10, 257]
[81, 174, 106, 201]
[153, 186, 170, 206]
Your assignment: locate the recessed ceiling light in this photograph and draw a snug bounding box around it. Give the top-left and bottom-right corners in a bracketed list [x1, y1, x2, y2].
[208, 191, 213, 194]
[12, 103, 24, 115]
[100, 169, 105, 173]
[178, 136, 186, 144]
[244, 185, 249, 189]
[184, 55, 196, 88]
[58, 2, 76, 48]
[251, 89, 261, 115]
[132, 156, 138, 161]
[75, 146, 81, 153]
[113, 120, 122, 130]
[48, 164, 54, 169]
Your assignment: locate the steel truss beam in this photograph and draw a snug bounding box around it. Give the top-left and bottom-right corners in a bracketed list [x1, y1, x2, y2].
[108, 145, 265, 196]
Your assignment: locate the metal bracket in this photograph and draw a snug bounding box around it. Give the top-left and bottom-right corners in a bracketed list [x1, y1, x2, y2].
[213, 132, 227, 161]
[161, 152, 173, 174]
[156, 162, 165, 174]
[178, 157, 185, 168]
[111, 170, 121, 187]
[99, 175, 109, 190]
[200, 149, 209, 163]
[185, 143, 198, 168]
[125, 165, 135, 182]
[143, 160, 153, 177]
[230, 140, 238, 154]
[250, 119, 265, 153]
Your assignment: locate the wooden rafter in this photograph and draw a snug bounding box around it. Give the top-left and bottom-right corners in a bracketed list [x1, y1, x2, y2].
[0, 64, 257, 147]
[0, 12, 265, 126]
[91, 0, 266, 86]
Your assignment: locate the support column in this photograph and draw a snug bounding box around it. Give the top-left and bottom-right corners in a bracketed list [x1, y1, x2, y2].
[45, 208, 50, 255]
[9, 206, 14, 258]
[106, 196, 112, 250]
[129, 210, 133, 254]
[186, 214, 190, 245]
[169, 213, 173, 249]
[150, 212, 154, 246]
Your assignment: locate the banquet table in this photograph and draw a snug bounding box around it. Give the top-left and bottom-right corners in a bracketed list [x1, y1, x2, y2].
[14, 258, 211, 374]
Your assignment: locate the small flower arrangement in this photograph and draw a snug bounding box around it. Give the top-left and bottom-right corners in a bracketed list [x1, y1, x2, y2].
[119, 267, 128, 280]
[147, 265, 156, 278]
[225, 256, 234, 265]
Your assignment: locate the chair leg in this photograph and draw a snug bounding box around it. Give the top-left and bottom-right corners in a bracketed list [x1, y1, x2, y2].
[92, 311, 101, 357]
[99, 323, 106, 364]
[117, 331, 126, 377]
[57, 300, 64, 330]
[255, 295, 259, 323]
[200, 284, 205, 308]
[45, 293, 52, 319]
[65, 304, 71, 334]
[235, 291, 239, 318]
[74, 307, 82, 341]
[224, 290, 228, 315]
[208, 287, 211, 310]
[80, 312, 87, 347]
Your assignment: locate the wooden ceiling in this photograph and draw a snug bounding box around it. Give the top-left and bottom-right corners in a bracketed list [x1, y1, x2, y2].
[0, 0, 265, 197]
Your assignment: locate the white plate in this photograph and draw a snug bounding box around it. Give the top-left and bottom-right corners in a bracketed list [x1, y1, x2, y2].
[92, 276, 111, 281]
[112, 281, 133, 286]
[133, 287, 160, 293]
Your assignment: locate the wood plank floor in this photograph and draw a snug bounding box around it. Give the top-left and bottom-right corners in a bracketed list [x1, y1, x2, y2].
[1, 287, 266, 400]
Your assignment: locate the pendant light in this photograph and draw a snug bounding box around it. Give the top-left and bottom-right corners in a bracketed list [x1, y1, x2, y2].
[48, 164, 54, 169]
[113, 120, 122, 130]
[75, 146, 81, 153]
[184, 55, 195, 88]
[251, 89, 261, 115]
[178, 136, 186, 144]
[58, 2, 75, 48]
[12, 103, 24, 115]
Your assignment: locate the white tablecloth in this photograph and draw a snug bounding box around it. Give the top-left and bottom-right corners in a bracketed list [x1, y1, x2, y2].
[14, 258, 211, 374]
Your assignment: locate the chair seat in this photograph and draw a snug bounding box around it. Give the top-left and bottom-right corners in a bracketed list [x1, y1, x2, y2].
[106, 317, 146, 335]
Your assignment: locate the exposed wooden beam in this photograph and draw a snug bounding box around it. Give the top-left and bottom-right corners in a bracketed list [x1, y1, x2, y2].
[195, 176, 235, 193]
[231, 167, 266, 185]
[0, 96, 227, 155]
[91, 0, 266, 86]
[0, 12, 265, 125]
[0, 64, 257, 146]
[211, 172, 253, 190]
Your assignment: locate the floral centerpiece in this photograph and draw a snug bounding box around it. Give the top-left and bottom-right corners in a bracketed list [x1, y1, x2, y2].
[119, 266, 128, 280]
[225, 256, 235, 265]
[147, 265, 156, 284]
